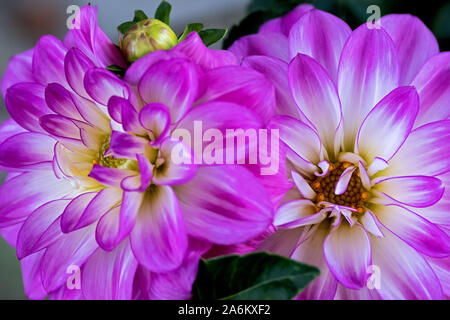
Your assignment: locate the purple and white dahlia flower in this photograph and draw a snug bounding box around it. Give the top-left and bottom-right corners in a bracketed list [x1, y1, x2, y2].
[233, 5, 450, 299]
[0, 5, 275, 299]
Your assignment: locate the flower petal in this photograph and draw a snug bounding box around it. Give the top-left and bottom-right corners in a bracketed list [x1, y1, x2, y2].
[64, 48, 95, 99]
[289, 9, 351, 82]
[130, 186, 187, 272]
[338, 24, 399, 150]
[84, 68, 130, 105]
[376, 204, 450, 258]
[138, 58, 200, 123]
[82, 238, 138, 300]
[0, 132, 55, 171]
[375, 176, 444, 208]
[175, 166, 273, 244]
[5, 82, 52, 133]
[274, 199, 316, 227]
[198, 66, 276, 124]
[356, 86, 419, 163]
[288, 54, 342, 154]
[334, 166, 356, 195]
[324, 223, 372, 289]
[20, 251, 47, 300]
[371, 226, 443, 299]
[381, 14, 439, 85]
[229, 33, 290, 62]
[32, 35, 68, 86]
[89, 165, 135, 188]
[1, 49, 34, 97]
[412, 52, 450, 127]
[291, 170, 317, 200]
[385, 120, 450, 176]
[109, 130, 148, 159]
[138, 103, 171, 143]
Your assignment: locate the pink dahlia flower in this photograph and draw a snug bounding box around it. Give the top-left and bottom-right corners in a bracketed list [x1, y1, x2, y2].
[232, 6, 450, 299]
[0, 5, 274, 299]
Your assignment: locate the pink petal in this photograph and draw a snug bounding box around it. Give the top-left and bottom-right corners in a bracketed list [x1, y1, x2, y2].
[356, 86, 419, 163]
[371, 226, 443, 299]
[96, 191, 143, 251]
[0, 172, 74, 227]
[39, 114, 81, 140]
[20, 251, 47, 300]
[279, 3, 314, 35]
[334, 166, 356, 195]
[32, 35, 68, 86]
[381, 14, 439, 86]
[152, 138, 197, 186]
[82, 238, 138, 299]
[288, 54, 342, 154]
[289, 9, 351, 82]
[130, 186, 187, 272]
[324, 223, 372, 289]
[386, 120, 450, 176]
[121, 155, 152, 192]
[5, 82, 52, 133]
[138, 58, 200, 123]
[45, 83, 84, 121]
[412, 52, 450, 127]
[16, 199, 70, 259]
[64, 48, 95, 99]
[198, 66, 276, 124]
[1, 49, 34, 97]
[291, 170, 317, 200]
[60, 192, 98, 233]
[138, 103, 171, 144]
[84, 68, 130, 105]
[229, 33, 290, 62]
[375, 176, 444, 208]
[0, 132, 55, 171]
[376, 204, 450, 258]
[40, 224, 98, 292]
[175, 166, 273, 244]
[172, 32, 238, 70]
[274, 199, 316, 227]
[89, 165, 135, 188]
[109, 130, 148, 159]
[338, 24, 399, 150]
[242, 56, 301, 119]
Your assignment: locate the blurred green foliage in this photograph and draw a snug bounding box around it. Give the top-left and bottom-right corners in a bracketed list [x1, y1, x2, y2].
[224, 0, 450, 51]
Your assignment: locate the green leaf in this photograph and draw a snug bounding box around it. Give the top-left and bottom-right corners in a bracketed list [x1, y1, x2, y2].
[133, 10, 148, 23]
[155, 1, 172, 26]
[106, 65, 126, 78]
[191, 252, 320, 300]
[179, 23, 204, 42]
[117, 21, 136, 34]
[198, 29, 227, 47]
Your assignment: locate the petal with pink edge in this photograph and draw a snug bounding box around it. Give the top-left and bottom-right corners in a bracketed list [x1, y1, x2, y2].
[385, 120, 450, 177]
[0, 132, 55, 171]
[371, 226, 443, 299]
[229, 33, 290, 62]
[82, 238, 138, 299]
[324, 223, 372, 289]
[1, 49, 34, 97]
[5, 82, 52, 133]
[89, 165, 136, 188]
[412, 52, 450, 127]
[139, 103, 171, 144]
[64, 48, 95, 99]
[174, 166, 273, 244]
[381, 14, 439, 86]
[130, 186, 187, 272]
[32, 35, 68, 86]
[376, 204, 450, 258]
[356, 86, 419, 163]
[338, 25, 399, 150]
[138, 58, 200, 123]
[198, 66, 276, 124]
[375, 176, 444, 208]
[21, 251, 47, 300]
[288, 54, 342, 154]
[84, 68, 130, 105]
[289, 9, 351, 82]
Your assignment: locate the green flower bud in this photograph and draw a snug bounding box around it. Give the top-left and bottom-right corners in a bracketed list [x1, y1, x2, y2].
[120, 18, 178, 63]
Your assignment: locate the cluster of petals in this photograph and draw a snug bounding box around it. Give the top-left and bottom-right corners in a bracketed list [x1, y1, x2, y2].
[231, 4, 450, 299]
[0, 5, 276, 299]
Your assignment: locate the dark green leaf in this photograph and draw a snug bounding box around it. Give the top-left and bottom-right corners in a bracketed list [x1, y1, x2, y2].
[106, 65, 126, 78]
[133, 10, 148, 23]
[155, 1, 172, 26]
[117, 21, 136, 34]
[179, 23, 204, 42]
[191, 252, 320, 300]
[198, 29, 227, 47]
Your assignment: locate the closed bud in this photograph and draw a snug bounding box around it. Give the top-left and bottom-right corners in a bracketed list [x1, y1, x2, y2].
[120, 18, 178, 63]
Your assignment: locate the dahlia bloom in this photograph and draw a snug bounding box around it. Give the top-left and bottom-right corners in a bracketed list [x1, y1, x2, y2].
[0, 5, 274, 299]
[232, 6, 450, 299]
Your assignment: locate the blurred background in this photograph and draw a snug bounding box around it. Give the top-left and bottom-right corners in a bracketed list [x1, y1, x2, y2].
[0, 0, 449, 299]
